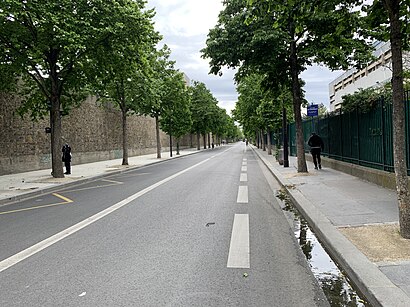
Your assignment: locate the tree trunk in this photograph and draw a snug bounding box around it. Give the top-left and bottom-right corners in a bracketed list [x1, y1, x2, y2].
[203, 134, 207, 149]
[169, 133, 173, 158]
[49, 50, 64, 178]
[267, 127, 272, 155]
[176, 140, 180, 155]
[385, 0, 410, 238]
[283, 107, 289, 167]
[155, 115, 161, 158]
[121, 109, 129, 165]
[290, 36, 307, 172]
[190, 134, 193, 148]
[50, 95, 64, 178]
[261, 130, 266, 151]
[208, 133, 211, 149]
[196, 131, 200, 150]
[256, 130, 260, 148]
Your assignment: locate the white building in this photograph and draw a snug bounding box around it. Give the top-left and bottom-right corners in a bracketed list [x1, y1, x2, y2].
[329, 41, 396, 111]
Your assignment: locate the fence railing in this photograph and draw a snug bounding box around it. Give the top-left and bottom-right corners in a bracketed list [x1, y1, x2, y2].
[289, 90, 410, 173]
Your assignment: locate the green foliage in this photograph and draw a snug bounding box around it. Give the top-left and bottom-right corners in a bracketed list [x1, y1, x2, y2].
[159, 72, 192, 139]
[341, 86, 392, 113]
[203, 0, 372, 78]
[202, 0, 287, 83]
[88, 4, 160, 116]
[189, 81, 217, 134]
[0, 0, 164, 176]
[188, 81, 235, 139]
[203, 0, 373, 172]
[137, 46, 176, 119]
[233, 73, 293, 137]
[0, 0, 155, 118]
[363, 0, 410, 51]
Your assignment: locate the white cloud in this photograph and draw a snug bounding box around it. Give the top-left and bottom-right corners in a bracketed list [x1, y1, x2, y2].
[148, 0, 223, 37]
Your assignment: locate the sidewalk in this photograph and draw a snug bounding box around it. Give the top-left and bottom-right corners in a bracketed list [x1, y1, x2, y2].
[252, 145, 410, 307]
[0, 148, 199, 206]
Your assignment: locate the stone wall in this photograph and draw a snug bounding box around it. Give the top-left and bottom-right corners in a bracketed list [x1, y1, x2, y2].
[0, 94, 199, 175]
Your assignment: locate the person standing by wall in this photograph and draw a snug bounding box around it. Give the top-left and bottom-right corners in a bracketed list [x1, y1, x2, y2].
[62, 143, 72, 175]
[308, 132, 324, 170]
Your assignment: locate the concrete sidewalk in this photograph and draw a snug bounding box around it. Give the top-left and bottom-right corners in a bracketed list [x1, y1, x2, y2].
[251, 145, 410, 307]
[0, 148, 200, 206]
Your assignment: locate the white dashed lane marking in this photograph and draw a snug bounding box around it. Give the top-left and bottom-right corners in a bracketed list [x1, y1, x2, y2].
[227, 214, 250, 268]
[237, 186, 248, 203]
[240, 173, 247, 182]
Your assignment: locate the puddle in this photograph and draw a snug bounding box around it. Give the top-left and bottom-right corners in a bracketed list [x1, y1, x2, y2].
[276, 189, 371, 307]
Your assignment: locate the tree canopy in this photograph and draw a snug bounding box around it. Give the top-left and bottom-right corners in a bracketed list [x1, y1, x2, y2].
[203, 0, 372, 172]
[0, 0, 158, 177]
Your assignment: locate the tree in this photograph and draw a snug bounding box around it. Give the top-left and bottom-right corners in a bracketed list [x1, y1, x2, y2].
[90, 7, 159, 165]
[364, 0, 410, 238]
[0, 0, 154, 177]
[233, 74, 265, 142]
[203, 0, 372, 172]
[341, 87, 383, 113]
[257, 99, 280, 155]
[189, 81, 218, 150]
[233, 73, 293, 152]
[137, 46, 176, 158]
[210, 107, 231, 145]
[159, 72, 192, 156]
[225, 116, 242, 141]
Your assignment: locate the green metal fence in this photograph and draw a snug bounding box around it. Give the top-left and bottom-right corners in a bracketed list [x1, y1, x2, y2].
[289, 91, 410, 173]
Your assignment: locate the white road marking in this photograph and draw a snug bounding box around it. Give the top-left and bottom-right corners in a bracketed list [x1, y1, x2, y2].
[101, 179, 123, 184]
[240, 173, 248, 182]
[243, 159, 247, 161]
[0, 148, 234, 274]
[237, 186, 248, 203]
[241, 166, 247, 172]
[242, 162, 247, 166]
[227, 214, 250, 268]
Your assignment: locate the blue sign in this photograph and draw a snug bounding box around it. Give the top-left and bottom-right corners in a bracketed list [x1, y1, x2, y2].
[307, 104, 319, 117]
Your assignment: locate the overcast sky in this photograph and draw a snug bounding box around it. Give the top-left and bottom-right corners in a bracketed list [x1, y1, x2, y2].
[146, 0, 343, 115]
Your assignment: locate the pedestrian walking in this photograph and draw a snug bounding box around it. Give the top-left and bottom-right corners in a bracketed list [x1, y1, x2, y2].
[308, 132, 324, 170]
[62, 143, 72, 174]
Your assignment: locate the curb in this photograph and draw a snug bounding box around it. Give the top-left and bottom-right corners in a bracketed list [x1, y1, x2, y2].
[251, 146, 410, 307]
[0, 149, 201, 207]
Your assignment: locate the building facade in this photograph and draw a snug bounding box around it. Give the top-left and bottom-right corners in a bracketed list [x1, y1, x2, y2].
[328, 41, 410, 111]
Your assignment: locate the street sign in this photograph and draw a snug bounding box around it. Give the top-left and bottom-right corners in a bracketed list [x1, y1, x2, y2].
[307, 104, 319, 117]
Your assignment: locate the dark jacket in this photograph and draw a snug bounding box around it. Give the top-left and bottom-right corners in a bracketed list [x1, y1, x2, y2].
[308, 134, 324, 150]
[62, 144, 72, 162]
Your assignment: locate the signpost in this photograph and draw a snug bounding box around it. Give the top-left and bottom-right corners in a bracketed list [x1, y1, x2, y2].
[307, 104, 319, 117]
[307, 104, 319, 132]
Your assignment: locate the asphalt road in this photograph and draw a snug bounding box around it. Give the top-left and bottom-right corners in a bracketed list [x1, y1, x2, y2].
[0, 143, 328, 306]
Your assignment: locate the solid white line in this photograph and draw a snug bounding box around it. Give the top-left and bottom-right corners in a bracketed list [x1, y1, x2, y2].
[240, 173, 248, 182]
[241, 166, 247, 172]
[237, 186, 248, 203]
[0, 148, 234, 274]
[227, 214, 250, 268]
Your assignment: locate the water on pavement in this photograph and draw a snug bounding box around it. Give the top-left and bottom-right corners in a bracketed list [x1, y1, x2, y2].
[276, 189, 371, 307]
